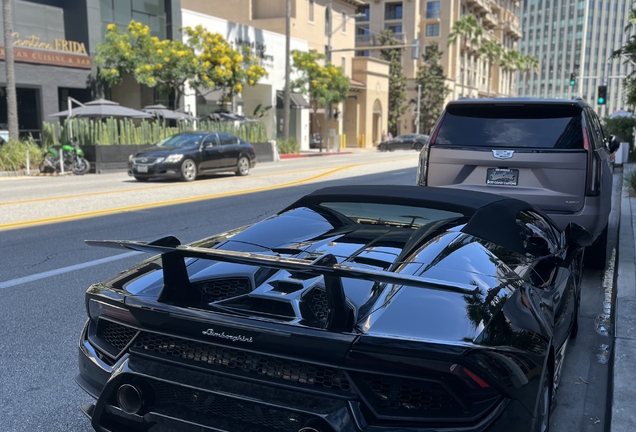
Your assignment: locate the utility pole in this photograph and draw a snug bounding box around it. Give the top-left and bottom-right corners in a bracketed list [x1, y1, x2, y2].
[415, 83, 421, 134]
[3, 0, 18, 140]
[282, 0, 291, 141]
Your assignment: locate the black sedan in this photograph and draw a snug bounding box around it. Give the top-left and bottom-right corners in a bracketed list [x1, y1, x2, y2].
[378, 133, 429, 152]
[128, 132, 257, 182]
[77, 186, 587, 432]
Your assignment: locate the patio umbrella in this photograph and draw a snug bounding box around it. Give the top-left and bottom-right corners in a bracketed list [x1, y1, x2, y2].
[49, 98, 153, 119]
[201, 111, 258, 123]
[142, 104, 197, 121]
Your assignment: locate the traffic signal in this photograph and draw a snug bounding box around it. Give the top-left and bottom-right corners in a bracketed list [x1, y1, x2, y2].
[597, 85, 607, 105]
[569, 73, 576, 86]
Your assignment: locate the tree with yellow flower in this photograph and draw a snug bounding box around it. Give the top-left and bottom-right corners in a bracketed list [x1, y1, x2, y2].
[97, 21, 199, 109]
[184, 25, 267, 111]
[291, 49, 350, 151]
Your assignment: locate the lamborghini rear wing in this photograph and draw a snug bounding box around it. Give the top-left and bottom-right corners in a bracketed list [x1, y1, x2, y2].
[86, 236, 479, 332]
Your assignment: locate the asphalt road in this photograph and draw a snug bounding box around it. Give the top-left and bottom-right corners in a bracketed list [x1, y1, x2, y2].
[0, 155, 616, 432]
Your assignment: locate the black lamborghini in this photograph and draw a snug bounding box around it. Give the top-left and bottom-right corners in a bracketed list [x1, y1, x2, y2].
[76, 185, 589, 432]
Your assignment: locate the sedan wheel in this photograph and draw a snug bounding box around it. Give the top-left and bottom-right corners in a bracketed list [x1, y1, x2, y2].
[379, 144, 387, 152]
[236, 156, 250, 176]
[180, 159, 197, 182]
[414, 143, 424, 151]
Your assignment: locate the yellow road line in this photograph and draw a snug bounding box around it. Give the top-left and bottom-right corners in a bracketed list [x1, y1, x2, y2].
[0, 165, 355, 231]
[0, 157, 414, 206]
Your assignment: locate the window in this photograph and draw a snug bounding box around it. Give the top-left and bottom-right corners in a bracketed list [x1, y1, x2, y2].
[356, 25, 370, 35]
[308, 0, 315, 22]
[101, 0, 167, 38]
[341, 56, 346, 72]
[356, 5, 370, 22]
[426, 1, 440, 19]
[219, 133, 239, 146]
[385, 2, 403, 20]
[356, 50, 370, 57]
[426, 23, 440, 37]
[385, 24, 403, 34]
[341, 11, 347, 33]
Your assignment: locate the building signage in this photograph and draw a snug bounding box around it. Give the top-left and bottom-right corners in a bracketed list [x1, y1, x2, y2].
[0, 33, 91, 69]
[12, 33, 88, 54]
[234, 37, 274, 68]
[0, 46, 92, 69]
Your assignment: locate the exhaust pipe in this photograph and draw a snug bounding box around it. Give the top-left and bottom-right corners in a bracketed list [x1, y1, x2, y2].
[116, 384, 144, 415]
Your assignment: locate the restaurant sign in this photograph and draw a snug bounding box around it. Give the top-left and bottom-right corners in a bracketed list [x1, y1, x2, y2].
[0, 33, 92, 69]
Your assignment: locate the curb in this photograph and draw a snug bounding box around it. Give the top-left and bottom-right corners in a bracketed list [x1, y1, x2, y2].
[29, 172, 74, 177]
[280, 151, 353, 159]
[611, 164, 636, 431]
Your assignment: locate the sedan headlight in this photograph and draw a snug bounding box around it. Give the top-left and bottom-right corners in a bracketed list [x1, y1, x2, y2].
[164, 154, 183, 163]
[128, 154, 134, 162]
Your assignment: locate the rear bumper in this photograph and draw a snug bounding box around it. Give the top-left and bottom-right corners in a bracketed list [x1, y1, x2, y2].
[544, 194, 608, 241]
[76, 323, 537, 432]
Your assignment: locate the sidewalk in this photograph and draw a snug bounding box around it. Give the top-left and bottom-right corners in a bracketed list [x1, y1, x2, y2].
[612, 164, 636, 431]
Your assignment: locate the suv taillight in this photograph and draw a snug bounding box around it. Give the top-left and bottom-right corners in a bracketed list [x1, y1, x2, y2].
[583, 122, 601, 196]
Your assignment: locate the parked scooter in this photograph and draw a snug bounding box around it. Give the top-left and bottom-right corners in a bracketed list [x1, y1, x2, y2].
[40, 141, 90, 175]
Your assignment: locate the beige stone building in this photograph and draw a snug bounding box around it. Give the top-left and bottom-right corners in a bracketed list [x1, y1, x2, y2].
[355, 0, 522, 135]
[183, 0, 390, 148]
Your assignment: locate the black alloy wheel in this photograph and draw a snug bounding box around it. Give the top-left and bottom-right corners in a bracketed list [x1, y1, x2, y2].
[414, 142, 424, 151]
[379, 144, 387, 152]
[180, 158, 197, 182]
[236, 156, 250, 176]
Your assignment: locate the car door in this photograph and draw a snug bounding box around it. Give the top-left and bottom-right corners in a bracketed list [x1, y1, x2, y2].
[218, 133, 241, 167]
[199, 133, 224, 171]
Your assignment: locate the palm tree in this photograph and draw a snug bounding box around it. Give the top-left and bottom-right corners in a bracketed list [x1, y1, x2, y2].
[499, 49, 521, 95]
[448, 14, 484, 96]
[478, 39, 503, 96]
[2, 0, 18, 140]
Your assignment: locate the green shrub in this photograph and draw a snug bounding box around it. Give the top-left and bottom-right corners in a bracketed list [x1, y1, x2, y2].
[624, 168, 636, 193]
[42, 118, 268, 146]
[276, 137, 300, 154]
[0, 138, 43, 171]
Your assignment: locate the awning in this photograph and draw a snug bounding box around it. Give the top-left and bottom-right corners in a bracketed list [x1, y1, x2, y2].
[196, 87, 243, 104]
[276, 91, 310, 109]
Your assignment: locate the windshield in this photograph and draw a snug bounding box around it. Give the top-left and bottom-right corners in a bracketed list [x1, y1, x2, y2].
[318, 202, 464, 229]
[435, 104, 584, 149]
[156, 134, 207, 148]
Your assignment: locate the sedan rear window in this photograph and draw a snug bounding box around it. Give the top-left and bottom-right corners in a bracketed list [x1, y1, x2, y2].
[434, 104, 584, 149]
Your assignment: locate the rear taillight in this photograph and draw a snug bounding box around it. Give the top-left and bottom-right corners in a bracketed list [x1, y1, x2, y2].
[428, 112, 445, 146]
[88, 298, 139, 325]
[582, 122, 600, 196]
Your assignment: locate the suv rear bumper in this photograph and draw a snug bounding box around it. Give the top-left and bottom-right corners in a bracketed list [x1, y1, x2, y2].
[544, 194, 607, 241]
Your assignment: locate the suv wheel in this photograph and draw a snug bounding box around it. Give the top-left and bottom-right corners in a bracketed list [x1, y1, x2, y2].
[584, 224, 608, 269]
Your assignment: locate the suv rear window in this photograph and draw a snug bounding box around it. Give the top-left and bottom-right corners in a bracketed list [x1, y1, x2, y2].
[434, 104, 584, 149]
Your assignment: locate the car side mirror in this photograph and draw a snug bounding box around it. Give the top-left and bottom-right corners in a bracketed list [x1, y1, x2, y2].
[525, 236, 551, 257]
[607, 135, 620, 153]
[565, 222, 593, 248]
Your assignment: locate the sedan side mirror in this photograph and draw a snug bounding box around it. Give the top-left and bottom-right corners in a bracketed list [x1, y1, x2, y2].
[565, 222, 593, 248]
[607, 135, 620, 153]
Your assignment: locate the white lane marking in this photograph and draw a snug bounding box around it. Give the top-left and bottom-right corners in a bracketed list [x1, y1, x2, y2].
[0, 251, 142, 290]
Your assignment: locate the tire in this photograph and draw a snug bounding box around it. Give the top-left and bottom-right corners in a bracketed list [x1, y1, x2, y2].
[180, 159, 197, 182]
[134, 176, 149, 182]
[379, 144, 387, 152]
[414, 143, 424, 151]
[39, 162, 54, 174]
[537, 366, 552, 432]
[389, 146, 395, 152]
[236, 156, 250, 176]
[584, 224, 608, 269]
[72, 158, 90, 175]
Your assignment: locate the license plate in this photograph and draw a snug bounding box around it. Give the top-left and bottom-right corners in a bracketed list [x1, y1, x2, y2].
[137, 165, 148, 173]
[486, 168, 518, 186]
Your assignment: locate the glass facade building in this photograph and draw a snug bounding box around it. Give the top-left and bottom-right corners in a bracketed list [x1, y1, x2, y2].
[518, 0, 634, 116]
[100, 0, 169, 38]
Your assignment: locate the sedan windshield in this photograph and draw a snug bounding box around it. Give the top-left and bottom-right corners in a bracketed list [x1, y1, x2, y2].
[157, 134, 207, 148]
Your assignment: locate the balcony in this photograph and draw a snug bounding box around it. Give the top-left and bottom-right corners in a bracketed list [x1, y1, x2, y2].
[504, 21, 523, 39]
[483, 12, 498, 28]
[355, 33, 405, 47]
[473, 0, 490, 13]
[490, 0, 501, 11]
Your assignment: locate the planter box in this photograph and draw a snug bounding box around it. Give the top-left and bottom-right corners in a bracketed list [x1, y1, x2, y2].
[80, 144, 154, 174]
[252, 142, 274, 163]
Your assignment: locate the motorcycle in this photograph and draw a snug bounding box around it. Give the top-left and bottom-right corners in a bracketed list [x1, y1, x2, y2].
[40, 141, 90, 175]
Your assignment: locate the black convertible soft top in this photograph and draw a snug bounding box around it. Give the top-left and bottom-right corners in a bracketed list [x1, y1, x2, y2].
[284, 185, 543, 255]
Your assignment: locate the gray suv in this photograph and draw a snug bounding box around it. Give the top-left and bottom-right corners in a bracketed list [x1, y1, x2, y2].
[417, 98, 618, 268]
